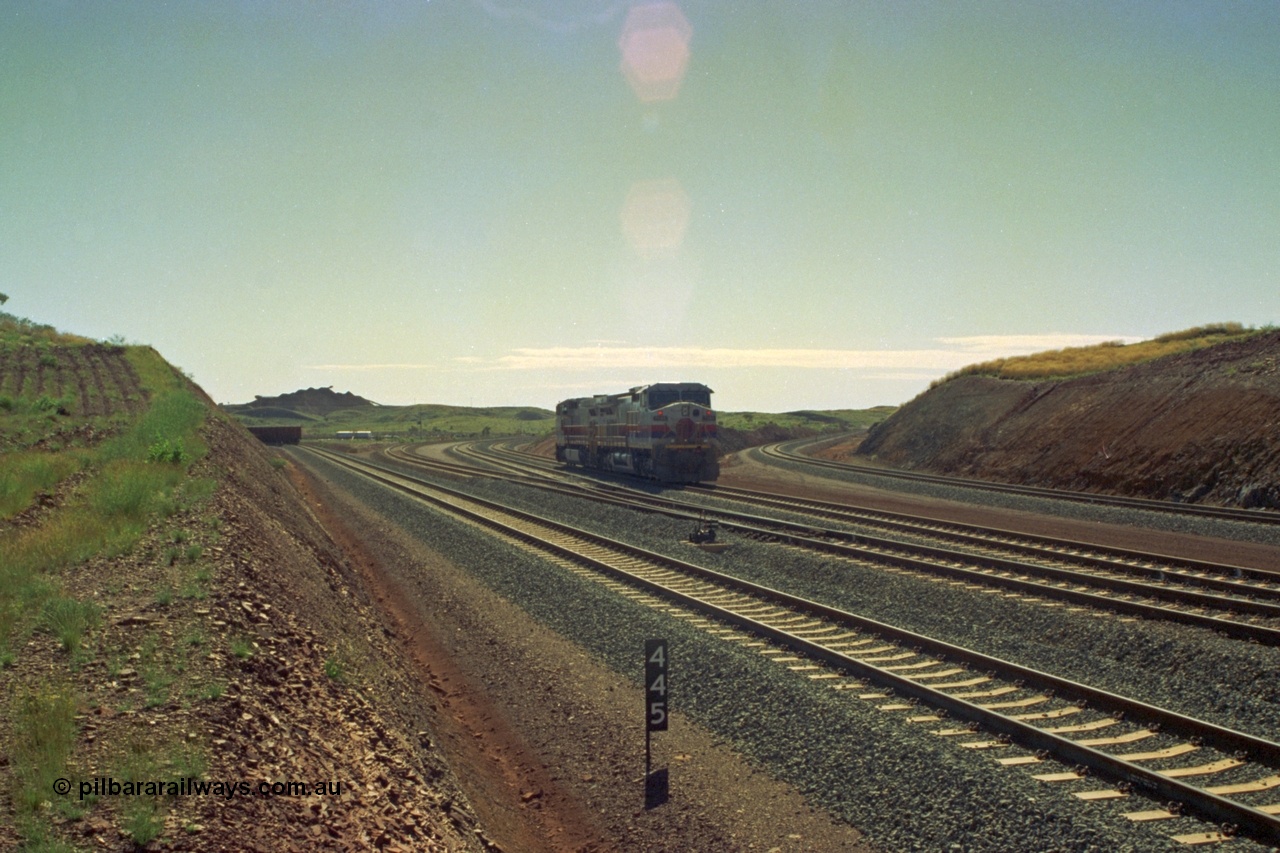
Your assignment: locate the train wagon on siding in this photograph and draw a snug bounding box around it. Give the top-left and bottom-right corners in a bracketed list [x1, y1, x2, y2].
[247, 425, 302, 445]
[555, 382, 719, 483]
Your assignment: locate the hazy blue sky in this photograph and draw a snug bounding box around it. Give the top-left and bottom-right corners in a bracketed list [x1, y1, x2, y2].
[4, 1, 1278, 411]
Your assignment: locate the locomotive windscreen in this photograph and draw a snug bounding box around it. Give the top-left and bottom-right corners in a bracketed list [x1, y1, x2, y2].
[647, 385, 711, 410]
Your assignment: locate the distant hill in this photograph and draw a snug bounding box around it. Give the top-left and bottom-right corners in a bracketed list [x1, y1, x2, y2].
[714, 407, 896, 453]
[225, 388, 895, 447]
[235, 387, 377, 417]
[222, 389, 556, 440]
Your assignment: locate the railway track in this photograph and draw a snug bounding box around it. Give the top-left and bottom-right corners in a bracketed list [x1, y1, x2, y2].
[298, 445, 1280, 847]
[696, 480, 1280, 586]
[761, 439, 1280, 528]
[390, 441, 1280, 646]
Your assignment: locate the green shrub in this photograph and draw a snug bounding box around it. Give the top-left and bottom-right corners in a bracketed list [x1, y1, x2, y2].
[147, 436, 188, 465]
[40, 596, 101, 654]
[324, 656, 346, 682]
[90, 462, 170, 520]
[116, 740, 164, 845]
[0, 452, 81, 521]
[101, 386, 205, 466]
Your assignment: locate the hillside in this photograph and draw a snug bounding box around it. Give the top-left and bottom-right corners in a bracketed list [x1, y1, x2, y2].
[855, 328, 1280, 509]
[0, 322, 486, 850]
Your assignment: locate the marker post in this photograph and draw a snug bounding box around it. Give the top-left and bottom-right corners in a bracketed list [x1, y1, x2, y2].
[644, 639, 669, 808]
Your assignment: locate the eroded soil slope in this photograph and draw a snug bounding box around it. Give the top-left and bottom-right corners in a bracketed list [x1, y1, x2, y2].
[856, 329, 1280, 508]
[0, 394, 489, 851]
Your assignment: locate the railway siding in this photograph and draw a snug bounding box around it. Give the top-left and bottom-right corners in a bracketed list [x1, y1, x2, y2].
[298, 448, 1157, 852]
[414, 442, 1280, 644]
[304, 446, 1280, 850]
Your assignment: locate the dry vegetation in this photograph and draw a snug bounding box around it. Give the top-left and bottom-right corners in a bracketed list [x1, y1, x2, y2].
[859, 324, 1280, 507]
[933, 322, 1267, 385]
[0, 317, 214, 850]
[1, 313, 488, 852]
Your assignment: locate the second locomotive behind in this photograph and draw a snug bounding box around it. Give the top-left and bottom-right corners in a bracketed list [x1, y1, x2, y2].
[555, 382, 719, 483]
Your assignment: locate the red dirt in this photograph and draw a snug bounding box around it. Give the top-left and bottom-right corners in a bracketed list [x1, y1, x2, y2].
[284, 463, 610, 853]
[720, 450, 1280, 572]
[855, 330, 1280, 509]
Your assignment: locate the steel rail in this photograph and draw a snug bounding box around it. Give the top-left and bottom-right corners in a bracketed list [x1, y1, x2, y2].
[489, 439, 1280, 595]
[385, 445, 1280, 644]
[692, 481, 1280, 590]
[297, 445, 1280, 846]
[760, 439, 1280, 527]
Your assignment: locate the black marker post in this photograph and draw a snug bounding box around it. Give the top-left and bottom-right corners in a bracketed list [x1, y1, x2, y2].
[644, 638, 669, 808]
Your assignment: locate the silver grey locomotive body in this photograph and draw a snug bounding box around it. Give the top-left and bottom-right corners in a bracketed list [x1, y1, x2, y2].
[554, 382, 719, 483]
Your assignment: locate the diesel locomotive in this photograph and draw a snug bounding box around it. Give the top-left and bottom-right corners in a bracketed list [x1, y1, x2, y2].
[555, 382, 720, 483]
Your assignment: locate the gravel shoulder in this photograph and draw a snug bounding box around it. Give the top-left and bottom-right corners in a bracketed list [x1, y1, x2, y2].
[291, 448, 878, 853]
[721, 448, 1280, 562]
[345, 443, 1280, 852]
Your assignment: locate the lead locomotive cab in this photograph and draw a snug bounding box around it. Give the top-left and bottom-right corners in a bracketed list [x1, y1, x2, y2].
[555, 382, 720, 483]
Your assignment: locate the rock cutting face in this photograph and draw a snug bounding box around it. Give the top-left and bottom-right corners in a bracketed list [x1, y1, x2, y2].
[855, 329, 1280, 508]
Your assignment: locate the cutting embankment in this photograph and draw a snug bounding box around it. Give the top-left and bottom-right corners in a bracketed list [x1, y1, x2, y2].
[855, 325, 1280, 509]
[0, 321, 486, 851]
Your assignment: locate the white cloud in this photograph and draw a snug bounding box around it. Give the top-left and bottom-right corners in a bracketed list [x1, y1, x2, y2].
[307, 333, 1141, 376]
[937, 333, 1135, 354]
[306, 362, 442, 371]
[484, 346, 965, 371]
[462, 334, 1140, 372]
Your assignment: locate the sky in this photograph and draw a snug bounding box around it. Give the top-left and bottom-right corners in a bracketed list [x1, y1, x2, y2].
[3, 1, 1278, 413]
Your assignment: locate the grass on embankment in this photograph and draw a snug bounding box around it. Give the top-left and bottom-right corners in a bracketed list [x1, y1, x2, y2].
[716, 407, 896, 433]
[934, 323, 1268, 385]
[0, 350, 206, 616]
[1, 341, 211, 848]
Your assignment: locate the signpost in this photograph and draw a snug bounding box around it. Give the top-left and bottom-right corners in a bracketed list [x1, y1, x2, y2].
[644, 639, 669, 808]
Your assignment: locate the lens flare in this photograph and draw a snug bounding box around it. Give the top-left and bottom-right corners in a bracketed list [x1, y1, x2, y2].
[620, 177, 691, 258]
[618, 2, 693, 103]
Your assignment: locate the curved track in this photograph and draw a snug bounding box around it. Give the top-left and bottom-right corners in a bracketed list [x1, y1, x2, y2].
[299, 444, 1280, 846]
[425, 441, 1280, 646]
[762, 438, 1280, 527]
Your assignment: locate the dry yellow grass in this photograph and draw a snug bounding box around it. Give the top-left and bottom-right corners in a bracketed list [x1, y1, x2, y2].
[936, 323, 1264, 384]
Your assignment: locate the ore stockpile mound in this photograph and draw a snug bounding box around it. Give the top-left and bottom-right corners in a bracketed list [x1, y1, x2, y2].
[856, 329, 1280, 508]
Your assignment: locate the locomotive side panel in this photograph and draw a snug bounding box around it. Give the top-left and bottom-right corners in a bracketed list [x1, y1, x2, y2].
[555, 383, 719, 483]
